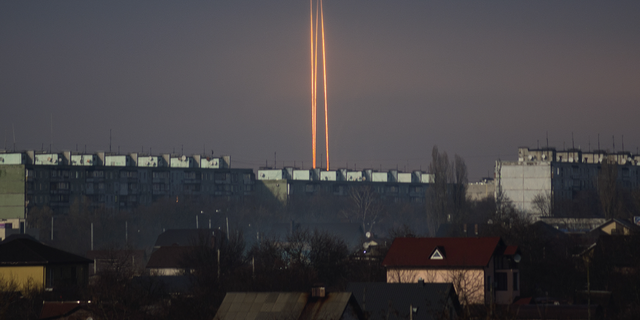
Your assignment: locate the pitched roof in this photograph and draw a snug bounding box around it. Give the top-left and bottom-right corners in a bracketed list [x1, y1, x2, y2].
[214, 292, 360, 320]
[154, 229, 220, 248]
[0, 235, 92, 266]
[382, 237, 502, 268]
[40, 301, 87, 319]
[347, 282, 459, 320]
[146, 246, 197, 269]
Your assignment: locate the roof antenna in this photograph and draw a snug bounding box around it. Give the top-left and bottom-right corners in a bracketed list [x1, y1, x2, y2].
[588, 136, 591, 151]
[613, 135, 615, 153]
[109, 129, 112, 153]
[598, 133, 600, 150]
[12, 123, 16, 152]
[50, 114, 53, 152]
[572, 132, 575, 149]
[546, 131, 549, 149]
[622, 135, 624, 152]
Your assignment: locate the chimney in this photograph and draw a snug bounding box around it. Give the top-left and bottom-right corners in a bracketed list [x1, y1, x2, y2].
[311, 284, 325, 298]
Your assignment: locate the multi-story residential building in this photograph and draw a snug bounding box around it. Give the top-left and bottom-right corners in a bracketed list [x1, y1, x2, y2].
[495, 147, 640, 217]
[256, 167, 434, 204]
[0, 150, 255, 217]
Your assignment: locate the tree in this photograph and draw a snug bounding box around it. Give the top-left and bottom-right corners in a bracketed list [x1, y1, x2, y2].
[452, 154, 469, 223]
[531, 192, 553, 217]
[426, 146, 469, 235]
[598, 159, 620, 219]
[342, 185, 385, 234]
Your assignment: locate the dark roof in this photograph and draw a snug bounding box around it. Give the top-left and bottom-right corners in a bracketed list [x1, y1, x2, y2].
[382, 237, 502, 268]
[154, 229, 220, 248]
[503, 245, 518, 255]
[131, 275, 191, 295]
[146, 246, 194, 269]
[214, 292, 361, 320]
[266, 222, 365, 250]
[347, 282, 459, 320]
[39, 301, 88, 319]
[591, 218, 640, 234]
[0, 235, 92, 266]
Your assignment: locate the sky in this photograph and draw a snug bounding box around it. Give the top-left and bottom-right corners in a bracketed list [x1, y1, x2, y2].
[1, 1, 639, 181]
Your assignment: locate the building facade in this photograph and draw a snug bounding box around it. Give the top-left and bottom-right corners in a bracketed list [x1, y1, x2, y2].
[256, 167, 434, 204]
[496, 147, 640, 217]
[0, 150, 255, 217]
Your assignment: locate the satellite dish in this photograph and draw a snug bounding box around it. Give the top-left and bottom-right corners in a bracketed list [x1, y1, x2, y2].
[365, 232, 371, 238]
[181, 155, 187, 161]
[513, 253, 521, 263]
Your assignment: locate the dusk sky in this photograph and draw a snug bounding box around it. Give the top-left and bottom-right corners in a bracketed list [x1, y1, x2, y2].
[1, 1, 639, 181]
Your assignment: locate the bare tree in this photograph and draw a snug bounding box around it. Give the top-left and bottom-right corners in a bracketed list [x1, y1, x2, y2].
[531, 192, 553, 217]
[598, 159, 620, 219]
[443, 269, 485, 307]
[426, 147, 469, 234]
[342, 185, 385, 234]
[426, 146, 451, 235]
[452, 154, 469, 223]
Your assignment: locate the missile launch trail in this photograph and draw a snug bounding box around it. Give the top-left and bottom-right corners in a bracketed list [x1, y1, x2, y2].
[310, 0, 329, 170]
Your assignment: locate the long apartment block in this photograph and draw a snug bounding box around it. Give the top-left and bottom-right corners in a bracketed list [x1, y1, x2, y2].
[0, 150, 255, 217]
[256, 167, 434, 203]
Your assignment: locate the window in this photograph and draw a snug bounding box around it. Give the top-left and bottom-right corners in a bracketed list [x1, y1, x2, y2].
[496, 272, 508, 291]
[513, 272, 519, 290]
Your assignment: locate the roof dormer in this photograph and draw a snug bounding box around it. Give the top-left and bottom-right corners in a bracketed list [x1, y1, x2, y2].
[430, 246, 445, 260]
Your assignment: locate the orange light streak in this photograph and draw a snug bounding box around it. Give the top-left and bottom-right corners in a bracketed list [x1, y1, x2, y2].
[310, 0, 316, 169]
[321, 0, 329, 171]
[310, 0, 329, 171]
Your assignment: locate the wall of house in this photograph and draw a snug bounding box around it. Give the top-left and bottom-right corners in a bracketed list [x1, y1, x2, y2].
[494, 269, 519, 304]
[386, 268, 485, 305]
[0, 266, 45, 289]
[600, 222, 633, 235]
[0, 165, 26, 219]
[148, 268, 182, 276]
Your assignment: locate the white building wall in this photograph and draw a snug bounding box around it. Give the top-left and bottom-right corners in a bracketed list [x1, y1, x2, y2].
[292, 170, 310, 181]
[371, 172, 387, 182]
[320, 171, 337, 181]
[397, 173, 412, 183]
[257, 169, 283, 180]
[0, 154, 24, 165]
[498, 161, 552, 214]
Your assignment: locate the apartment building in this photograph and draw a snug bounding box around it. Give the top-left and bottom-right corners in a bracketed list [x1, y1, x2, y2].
[496, 147, 640, 217]
[0, 150, 255, 217]
[256, 167, 434, 204]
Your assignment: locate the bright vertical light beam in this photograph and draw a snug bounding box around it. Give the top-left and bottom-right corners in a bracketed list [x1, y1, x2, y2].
[310, 0, 329, 171]
[321, 0, 329, 171]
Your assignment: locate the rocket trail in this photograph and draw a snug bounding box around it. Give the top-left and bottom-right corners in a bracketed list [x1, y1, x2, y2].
[321, 0, 329, 171]
[310, 0, 329, 171]
[310, 0, 316, 169]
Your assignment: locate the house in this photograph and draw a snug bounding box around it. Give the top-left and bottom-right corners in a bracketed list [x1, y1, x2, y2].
[214, 289, 364, 320]
[588, 218, 640, 236]
[145, 246, 194, 276]
[40, 301, 94, 320]
[347, 282, 460, 320]
[0, 235, 92, 296]
[153, 229, 223, 250]
[382, 237, 520, 305]
[86, 249, 146, 276]
[146, 228, 222, 276]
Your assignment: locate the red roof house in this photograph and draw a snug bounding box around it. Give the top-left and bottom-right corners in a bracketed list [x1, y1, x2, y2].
[382, 237, 520, 305]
